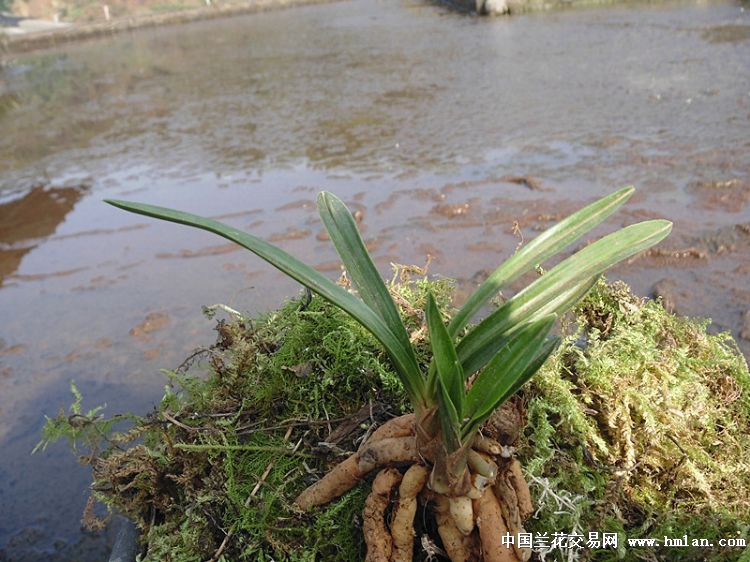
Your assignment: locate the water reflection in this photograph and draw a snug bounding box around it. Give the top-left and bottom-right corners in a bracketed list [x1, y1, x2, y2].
[0, 184, 86, 286]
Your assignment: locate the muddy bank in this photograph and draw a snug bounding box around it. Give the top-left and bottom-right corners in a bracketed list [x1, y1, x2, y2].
[463, 0, 714, 15]
[1, 0, 338, 54]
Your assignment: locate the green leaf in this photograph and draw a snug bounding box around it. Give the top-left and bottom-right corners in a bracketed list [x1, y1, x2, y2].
[461, 316, 556, 441]
[317, 191, 423, 395]
[426, 293, 465, 421]
[499, 335, 559, 402]
[458, 275, 598, 376]
[104, 199, 427, 410]
[449, 186, 635, 337]
[436, 376, 462, 453]
[457, 219, 671, 375]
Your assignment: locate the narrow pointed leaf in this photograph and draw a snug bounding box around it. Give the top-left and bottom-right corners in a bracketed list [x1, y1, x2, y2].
[501, 336, 560, 400]
[461, 334, 559, 441]
[426, 293, 465, 419]
[104, 199, 427, 409]
[436, 377, 462, 453]
[317, 191, 421, 389]
[458, 275, 598, 376]
[464, 315, 554, 421]
[449, 186, 635, 337]
[458, 219, 671, 375]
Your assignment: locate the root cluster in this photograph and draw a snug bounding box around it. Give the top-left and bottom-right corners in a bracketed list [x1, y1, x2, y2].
[294, 407, 533, 562]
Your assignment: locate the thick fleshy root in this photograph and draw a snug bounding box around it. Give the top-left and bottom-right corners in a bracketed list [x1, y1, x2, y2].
[363, 468, 403, 562]
[507, 459, 533, 521]
[433, 494, 477, 562]
[474, 487, 520, 562]
[293, 414, 415, 511]
[494, 460, 532, 561]
[295, 406, 534, 562]
[358, 436, 419, 474]
[390, 464, 430, 562]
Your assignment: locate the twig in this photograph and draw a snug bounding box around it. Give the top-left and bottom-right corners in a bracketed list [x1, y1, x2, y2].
[175, 443, 310, 456]
[206, 426, 295, 562]
[204, 303, 244, 318]
[250, 426, 294, 497]
[175, 347, 220, 375]
[207, 531, 230, 562]
[163, 410, 198, 432]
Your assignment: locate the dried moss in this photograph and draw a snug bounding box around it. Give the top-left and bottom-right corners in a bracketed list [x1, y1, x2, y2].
[39, 276, 750, 561]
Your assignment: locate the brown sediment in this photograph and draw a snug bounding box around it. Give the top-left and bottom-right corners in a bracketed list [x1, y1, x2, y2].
[129, 311, 171, 341]
[314, 260, 343, 272]
[269, 228, 311, 242]
[211, 209, 263, 221]
[639, 246, 708, 261]
[466, 241, 505, 253]
[143, 346, 163, 360]
[7, 266, 88, 282]
[0, 343, 27, 356]
[51, 223, 148, 242]
[688, 178, 750, 213]
[275, 199, 316, 212]
[701, 24, 750, 44]
[431, 203, 471, 219]
[498, 175, 547, 192]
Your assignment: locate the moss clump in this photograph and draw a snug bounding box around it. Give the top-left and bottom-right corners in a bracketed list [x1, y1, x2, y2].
[522, 280, 750, 561]
[39, 276, 750, 561]
[38, 268, 454, 561]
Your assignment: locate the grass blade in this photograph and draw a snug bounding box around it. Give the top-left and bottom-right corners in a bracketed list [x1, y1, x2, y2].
[499, 335, 559, 402]
[449, 186, 635, 337]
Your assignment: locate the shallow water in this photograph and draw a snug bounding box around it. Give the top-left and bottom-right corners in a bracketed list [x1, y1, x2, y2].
[1, 0, 749, 557]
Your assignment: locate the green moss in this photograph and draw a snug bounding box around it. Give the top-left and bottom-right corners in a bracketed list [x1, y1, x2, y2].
[520, 280, 750, 561]
[40, 276, 750, 561]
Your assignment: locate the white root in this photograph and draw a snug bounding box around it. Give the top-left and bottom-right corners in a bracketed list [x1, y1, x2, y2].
[432, 493, 474, 562]
[448, 495, 474, 536]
